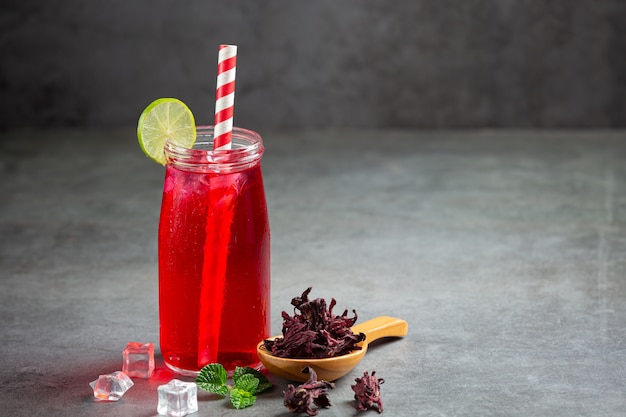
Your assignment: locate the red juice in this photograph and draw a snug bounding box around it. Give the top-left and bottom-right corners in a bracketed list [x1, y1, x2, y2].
[158, 127, 270, 375]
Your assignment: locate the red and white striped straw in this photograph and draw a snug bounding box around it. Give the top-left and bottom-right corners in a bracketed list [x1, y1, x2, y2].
[213, 44, 237, 150]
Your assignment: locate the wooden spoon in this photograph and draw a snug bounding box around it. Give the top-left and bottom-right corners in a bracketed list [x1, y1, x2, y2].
[256, 316, 408, 382]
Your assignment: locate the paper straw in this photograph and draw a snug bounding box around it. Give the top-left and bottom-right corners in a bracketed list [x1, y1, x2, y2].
[197, 187, 237, 368]
[197, 44, 238, 367]
[213, 44, 237, 150]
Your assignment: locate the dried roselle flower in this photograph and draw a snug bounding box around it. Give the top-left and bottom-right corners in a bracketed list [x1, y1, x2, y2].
[283, 367, 335, 416]
[263, 287, 366, 358]
[352, 371, 384, 413]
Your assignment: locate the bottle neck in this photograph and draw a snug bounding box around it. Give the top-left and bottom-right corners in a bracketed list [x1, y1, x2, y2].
[164, 126, 264, 174]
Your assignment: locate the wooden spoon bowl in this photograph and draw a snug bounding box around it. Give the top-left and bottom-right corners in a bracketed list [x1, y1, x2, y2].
[256, 316, 408, 382]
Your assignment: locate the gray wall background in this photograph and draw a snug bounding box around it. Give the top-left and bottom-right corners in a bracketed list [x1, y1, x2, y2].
[1, 0, 624, 129]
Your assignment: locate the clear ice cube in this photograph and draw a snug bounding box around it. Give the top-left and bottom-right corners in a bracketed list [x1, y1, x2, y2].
[122, 341, 155, 378]
[89, 371, 134, 401]
[157, 379, 198, 417]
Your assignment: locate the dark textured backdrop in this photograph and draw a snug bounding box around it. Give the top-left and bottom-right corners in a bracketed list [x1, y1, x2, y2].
[1, 0, 625, 129]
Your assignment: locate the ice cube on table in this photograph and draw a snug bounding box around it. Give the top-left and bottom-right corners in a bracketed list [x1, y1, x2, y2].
[157, 379, 198, 417]
[122, 341, 155, 378]
[89, 371, 134, 401]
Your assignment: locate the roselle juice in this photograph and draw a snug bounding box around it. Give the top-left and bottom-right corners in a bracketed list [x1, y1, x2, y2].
[158, 127, 270, 375]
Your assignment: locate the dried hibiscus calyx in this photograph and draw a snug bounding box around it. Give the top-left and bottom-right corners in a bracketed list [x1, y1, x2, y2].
[283, 366, 335, 416]
[263, 287, 366, 358]
[352, 370, 384, 413]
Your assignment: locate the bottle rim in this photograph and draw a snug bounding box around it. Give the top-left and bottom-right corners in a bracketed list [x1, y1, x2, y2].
[164, 125, 264, 173]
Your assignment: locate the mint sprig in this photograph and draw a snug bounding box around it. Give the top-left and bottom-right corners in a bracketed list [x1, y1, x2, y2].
[231, 374, 259, 409]
[195, 363, 272, 409]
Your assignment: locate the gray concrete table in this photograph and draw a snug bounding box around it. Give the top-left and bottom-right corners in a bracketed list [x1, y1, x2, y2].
[1, 129, 625, 416]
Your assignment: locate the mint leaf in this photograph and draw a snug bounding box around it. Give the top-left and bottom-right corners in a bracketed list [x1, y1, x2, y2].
[233, 367, 272, 394]
[196, 363, 229, 396]
[234, 373, 259, 393]
[230, 387, 257, 409]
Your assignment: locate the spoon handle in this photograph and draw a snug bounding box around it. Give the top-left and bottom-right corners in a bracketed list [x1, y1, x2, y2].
[351, 316, 408, 345]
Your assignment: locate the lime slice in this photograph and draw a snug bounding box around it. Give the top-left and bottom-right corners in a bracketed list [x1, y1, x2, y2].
[137, 98, 196, 165]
